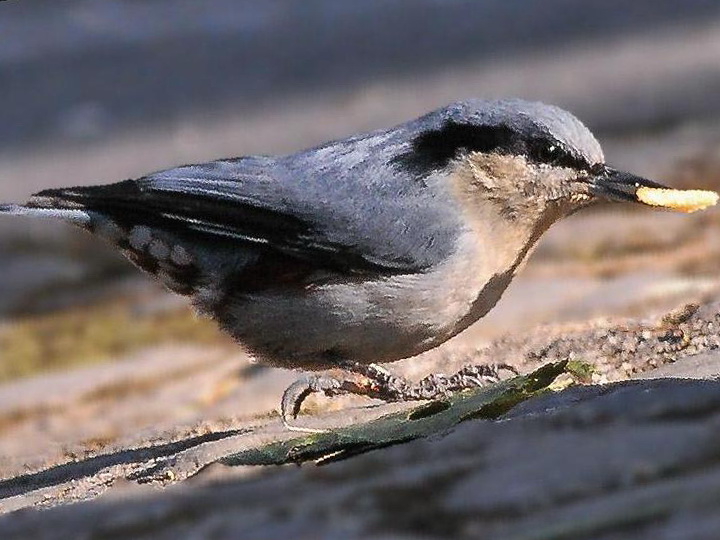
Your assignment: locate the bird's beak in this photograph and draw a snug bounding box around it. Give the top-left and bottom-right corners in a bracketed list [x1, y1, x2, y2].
[589, 166, 668, 203]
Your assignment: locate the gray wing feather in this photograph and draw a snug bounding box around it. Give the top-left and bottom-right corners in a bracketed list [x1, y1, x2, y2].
[31, 127, 462, 275]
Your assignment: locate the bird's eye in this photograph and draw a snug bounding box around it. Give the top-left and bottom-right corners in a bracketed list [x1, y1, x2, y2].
[536, 144, 559, 164]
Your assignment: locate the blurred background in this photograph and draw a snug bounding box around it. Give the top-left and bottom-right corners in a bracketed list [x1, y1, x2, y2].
[2, 0, 720, 478]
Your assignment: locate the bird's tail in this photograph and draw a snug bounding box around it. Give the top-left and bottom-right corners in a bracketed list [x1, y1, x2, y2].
[0, 190, 93, 227]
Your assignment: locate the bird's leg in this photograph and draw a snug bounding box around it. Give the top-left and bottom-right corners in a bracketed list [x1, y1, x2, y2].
[339, 362, 412, 401]
[280, 362, 519, 430]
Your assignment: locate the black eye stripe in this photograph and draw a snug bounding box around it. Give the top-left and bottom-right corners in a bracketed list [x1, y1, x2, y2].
[395, 121, 592, 176]
[525, 138, 590, 171]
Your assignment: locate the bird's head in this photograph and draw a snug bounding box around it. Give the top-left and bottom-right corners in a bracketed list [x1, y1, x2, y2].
[397, 99, 668, 227]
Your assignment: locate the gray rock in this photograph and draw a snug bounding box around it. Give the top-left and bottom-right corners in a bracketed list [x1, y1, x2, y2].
[4, 377, 720, 539]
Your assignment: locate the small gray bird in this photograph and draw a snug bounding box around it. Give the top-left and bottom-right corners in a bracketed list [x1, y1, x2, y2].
[0, 99, 672, 425]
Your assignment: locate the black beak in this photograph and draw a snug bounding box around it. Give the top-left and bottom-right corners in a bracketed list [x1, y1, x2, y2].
[590, 167, 668, 203]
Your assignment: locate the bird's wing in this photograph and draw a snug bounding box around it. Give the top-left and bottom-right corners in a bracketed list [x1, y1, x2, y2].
[28, 143, 460, 275]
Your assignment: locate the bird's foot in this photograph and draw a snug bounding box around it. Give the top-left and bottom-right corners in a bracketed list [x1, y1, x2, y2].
[280, 374, 373, 432]
[280, 364, 412, 431]
[406, 363, 519, 399]
[341, 361, 519, 401]
[280, 363, 519, 430]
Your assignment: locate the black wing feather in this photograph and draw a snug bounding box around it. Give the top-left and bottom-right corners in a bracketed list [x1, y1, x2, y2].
[31, 164, 408, 275]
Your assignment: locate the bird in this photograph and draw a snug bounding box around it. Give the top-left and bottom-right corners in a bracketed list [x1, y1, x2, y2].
[0, 99, 679, 427]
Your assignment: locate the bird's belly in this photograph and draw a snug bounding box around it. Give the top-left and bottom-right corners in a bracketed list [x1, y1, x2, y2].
[215, 290, 459, 369]
[214, 248, 511, 370]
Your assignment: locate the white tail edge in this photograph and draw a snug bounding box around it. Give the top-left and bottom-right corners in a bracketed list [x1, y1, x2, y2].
[0, 204, 92, 226]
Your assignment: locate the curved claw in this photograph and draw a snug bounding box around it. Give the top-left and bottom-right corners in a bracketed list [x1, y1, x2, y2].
[280, 375, 344, 430]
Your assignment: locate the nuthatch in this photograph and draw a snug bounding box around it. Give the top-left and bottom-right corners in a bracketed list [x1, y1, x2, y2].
[0, 99, 710, 427]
